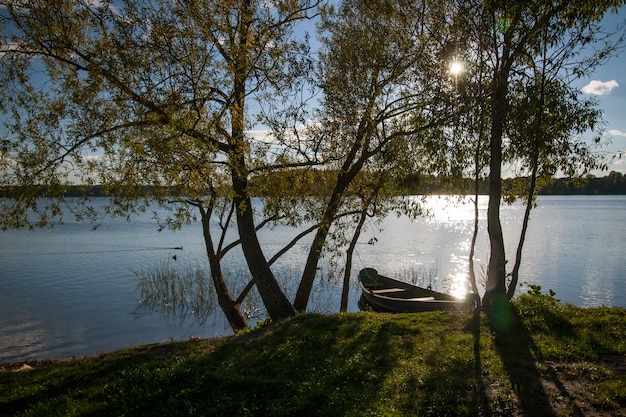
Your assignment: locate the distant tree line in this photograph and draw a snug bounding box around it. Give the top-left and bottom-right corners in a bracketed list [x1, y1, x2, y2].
[3, 171, 625, 198]
[399, 171, 626, 195]
[539, 172, 626, 195]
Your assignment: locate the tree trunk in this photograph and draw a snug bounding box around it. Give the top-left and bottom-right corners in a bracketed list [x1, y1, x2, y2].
[468, 182, 481, 297]
[483, 69, 508, 310]
[200, 207, 248, 332]
[468, 41, 487, 301]
[293, 190, 342, 312]
[230, 170, 297, 321]
[468, 104, 486, 299]
[508, 43, 547, 299]
[508, 166, 537, 299]
[294, 172, 352, 312]
[228, 9, 296, 322]
[341, 199, 370, 312]
[228, 131, 296, 323]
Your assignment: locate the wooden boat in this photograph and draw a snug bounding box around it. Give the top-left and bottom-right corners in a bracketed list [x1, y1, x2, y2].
[358, 268, 468, 313]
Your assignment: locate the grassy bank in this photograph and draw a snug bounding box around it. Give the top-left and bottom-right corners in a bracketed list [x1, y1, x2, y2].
[2, 290, 625, 416]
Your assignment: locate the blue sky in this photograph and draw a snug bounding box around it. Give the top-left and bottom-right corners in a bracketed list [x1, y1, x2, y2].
[575, 6, 626, 174]
[289, 3, 626, 176]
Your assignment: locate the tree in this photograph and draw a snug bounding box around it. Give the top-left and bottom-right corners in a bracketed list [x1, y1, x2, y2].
[505, 60, 604, 299]
[292, 0, 456, 311]
[0, 0, 324, 325]
[454, 0, 625, 313]
[1, 0, 454, 326]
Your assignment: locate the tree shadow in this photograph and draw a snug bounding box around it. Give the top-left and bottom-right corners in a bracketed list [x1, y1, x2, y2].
[471, 305, 492, 415]
[1, 315, 409, 417]
[169, 314, 414, 416]
[489, 295, 585, 417]
[410, 308, 492, 416]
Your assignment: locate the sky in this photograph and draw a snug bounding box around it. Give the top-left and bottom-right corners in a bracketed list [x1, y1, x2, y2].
[246, 3, 626, 177]
[574, 6, 626, 175]
[1, 2, 625, 177]
[271, 4, 626, 176]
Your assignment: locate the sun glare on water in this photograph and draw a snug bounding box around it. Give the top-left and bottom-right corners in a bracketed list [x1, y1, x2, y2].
[423, 196, 477, 222]
[449, 271, 470, 299]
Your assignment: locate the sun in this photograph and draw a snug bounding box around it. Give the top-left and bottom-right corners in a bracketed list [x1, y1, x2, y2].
[450, 61, 464, 76]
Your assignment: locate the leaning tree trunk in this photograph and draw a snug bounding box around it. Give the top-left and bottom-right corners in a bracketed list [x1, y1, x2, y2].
[230, 168, 297, 322]
[507, 46, 547, 299]
[508, 163, 538, 300]
[294, 169, 356, 312]
[200, 207, 248, 331]
[468, 44, 488, 301]
[468, 165, 482, 298]
[293, 188, 344, 312]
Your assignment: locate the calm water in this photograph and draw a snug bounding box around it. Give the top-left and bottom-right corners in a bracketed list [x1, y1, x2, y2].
[1, 195, 624, 363]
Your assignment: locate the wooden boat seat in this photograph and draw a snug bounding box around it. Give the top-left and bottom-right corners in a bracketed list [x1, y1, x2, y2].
[406, 297, 435, 302]
[372, 288, 405, 294]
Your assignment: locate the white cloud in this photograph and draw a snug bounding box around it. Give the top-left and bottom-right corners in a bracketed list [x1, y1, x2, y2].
[581, 80, 619, 95]
[248, 130, 274, 143]
[86, 0, 106, 7]
[82, 155, 106, 162]
[0, 42, 22, 57]
[606, 129, 626, 137]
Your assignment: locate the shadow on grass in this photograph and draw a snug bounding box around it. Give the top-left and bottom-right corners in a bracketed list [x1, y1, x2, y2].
[183, 314, 412, 416]
[1, 314, 412, 416]
[409, 307, 493, 416]
[0, 344, 188, 416]
[471, 306, 491, 415]
[489, 295, 585, 417]
[5, 305, 608, 416]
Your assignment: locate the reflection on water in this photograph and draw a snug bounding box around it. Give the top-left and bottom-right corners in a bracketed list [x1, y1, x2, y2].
[581, 263, 615, 308]
[357, 195, 626, 309]
[422, 195, 482, 223]
[0, 319, 49, 360]
[1, 195, 625, 363]
[448, 272, 470, 299]
[0, 313, 74, 363]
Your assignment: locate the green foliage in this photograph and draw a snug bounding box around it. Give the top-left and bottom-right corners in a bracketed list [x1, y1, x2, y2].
[453, 0, 626, 300]
[253, 317, 273, 330]
[0, 0, 319, 228]
[542, 172, 626, 195]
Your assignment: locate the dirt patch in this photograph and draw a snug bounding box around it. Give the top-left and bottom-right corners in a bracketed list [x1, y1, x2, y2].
[469, 358, 626, 417]
[599, 354, 626, 376]
[1, 357, 81, 373]
[537, 359, 626, 417]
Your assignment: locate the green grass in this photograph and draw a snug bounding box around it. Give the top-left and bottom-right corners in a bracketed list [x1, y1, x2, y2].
[2, 291, 625, 416]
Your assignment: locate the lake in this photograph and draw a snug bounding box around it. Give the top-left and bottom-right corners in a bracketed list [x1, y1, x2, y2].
[1, 195, 624, 363]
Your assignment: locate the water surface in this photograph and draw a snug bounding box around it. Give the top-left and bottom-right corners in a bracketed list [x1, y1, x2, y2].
[1, 195, 624, 363]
